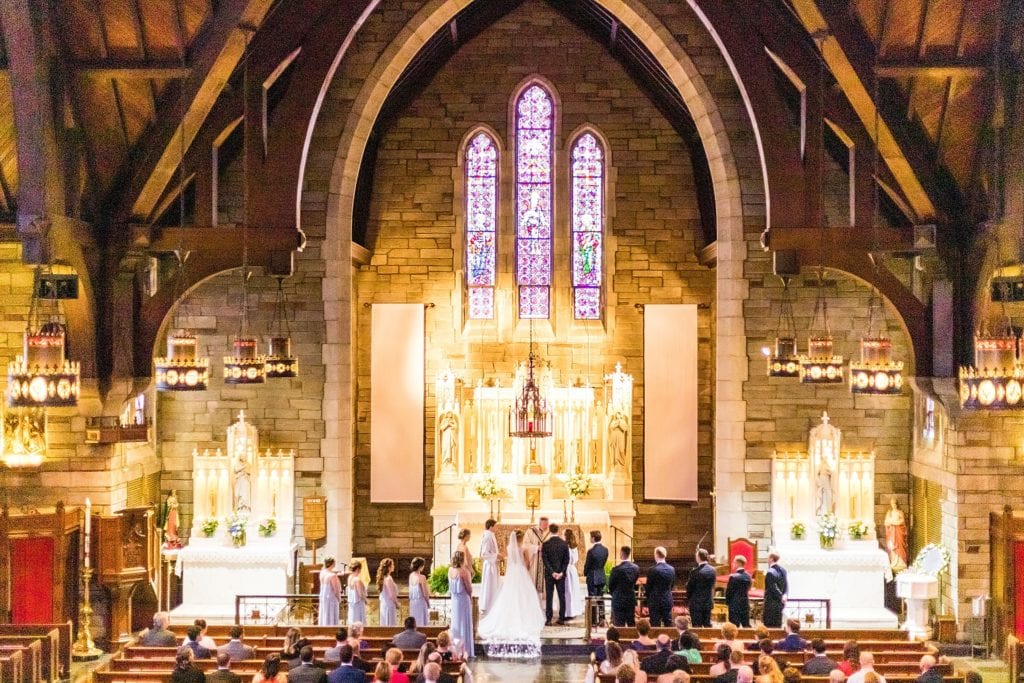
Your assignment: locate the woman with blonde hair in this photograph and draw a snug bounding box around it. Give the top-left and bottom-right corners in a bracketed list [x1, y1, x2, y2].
[372, 661, 391, 682]
[376, 558, 398, 626]
[716, 622, 744, 653]
[347, 560, 367, 625]
[757, 655, 784, 683]
[621, 648, 649, 683]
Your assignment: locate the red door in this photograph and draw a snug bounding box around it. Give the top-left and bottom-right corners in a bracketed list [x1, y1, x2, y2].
[9, 537, 55, 623]
[1015, 541, 1024, 638]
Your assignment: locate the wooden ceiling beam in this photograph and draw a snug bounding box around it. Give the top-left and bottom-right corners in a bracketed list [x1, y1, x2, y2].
[875, 59, 990, 78]
[0, 59, 192, 78]
[107, 0, 277, 225]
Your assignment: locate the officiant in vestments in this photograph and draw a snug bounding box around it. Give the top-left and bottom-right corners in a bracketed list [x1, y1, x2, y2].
[526, 517, 551, 594]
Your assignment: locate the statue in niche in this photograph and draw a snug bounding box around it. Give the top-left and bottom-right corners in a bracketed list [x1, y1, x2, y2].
[810, 412, 840, 517]
[884, 497, 908, 570]
[814, 450, 836, 516]
[438, 411, 459, 474]
[608, 412, 629, 471]
[233, 450, 252, 512]
[163, 490, 182, 549]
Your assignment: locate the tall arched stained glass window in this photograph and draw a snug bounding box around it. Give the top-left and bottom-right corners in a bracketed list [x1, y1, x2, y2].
[571, 132, 604, 320]
[515, 84, 554, 319]
[465, 132, 498, 319]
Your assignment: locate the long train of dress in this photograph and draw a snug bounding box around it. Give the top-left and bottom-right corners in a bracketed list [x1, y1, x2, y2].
[476, 535, 546, 658]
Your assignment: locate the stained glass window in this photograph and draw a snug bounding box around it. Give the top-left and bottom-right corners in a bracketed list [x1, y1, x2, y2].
[466, 131, 497, 319]
[515, 84, 553, 319]
[571, 132, 604, 320]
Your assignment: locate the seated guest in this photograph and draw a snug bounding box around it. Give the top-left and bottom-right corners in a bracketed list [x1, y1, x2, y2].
[621, 649, 649, 683]
[632, 618, 658, 650]
[595, 626, 622, 663]
[179, 625, 212, 659]
[373, 662, 392, 683]
[802, 639, 837, 676]
[393, 616, 428, 650]
[418, 662, 442, 683]
[195, 619, 217, 650]
[326, 645, 362, 683]
[847, 653, 886, 683]
[737, 666, 755, 683]
[385, 648, 411, 683]
[434, 631, 454, 661]
[709, 644, 734, 677]
[829, 672, 847, 683]
[324, 629, 348, 663]
[347, 622, 369, 652]
[716, 651, 746, 683]
[753, 639, 785, 673]
[407, 643, 435, 677]
[674, 632, 702, 664]
[747, 626, 771, 651]
[217, 626, 255, 662]
[205, 653, 240, 683]
[251, 653, 288, 683]
[782, 668, 802, 683]
[716, 623, 744, 653]
[756, 656, 784, 683]
[658, 666, 691, 683]
[282, 628, 310, 669]
[642, 635, 682, 676]
[618, 667, 638, 683]
[590, 641, 625, 682]
[915, 655, 942, 683]
[141, 611, 178, 646]
[671, 616, 702, 651]
[416, 653, 457, 683]
[171, 650, 205, 683]
[837, 642, 859, 677]
[775, 620, 808, 653]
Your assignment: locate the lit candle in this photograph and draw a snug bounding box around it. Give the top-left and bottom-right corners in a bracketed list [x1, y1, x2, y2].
[84, 498, 91, 569]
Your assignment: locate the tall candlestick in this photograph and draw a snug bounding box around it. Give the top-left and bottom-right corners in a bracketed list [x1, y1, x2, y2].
[84, 498, 91, 569]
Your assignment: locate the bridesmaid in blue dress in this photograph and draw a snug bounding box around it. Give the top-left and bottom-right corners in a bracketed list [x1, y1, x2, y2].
[317, 557, 342, 625]
[376, 558, 398, 626]
[408, 557, 430, 626]
[448, 551, 474, 659]
[347, 560, 367, 625]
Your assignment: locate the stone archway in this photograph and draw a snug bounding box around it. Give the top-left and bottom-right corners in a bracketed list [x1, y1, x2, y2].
[313, 0, 762, 557]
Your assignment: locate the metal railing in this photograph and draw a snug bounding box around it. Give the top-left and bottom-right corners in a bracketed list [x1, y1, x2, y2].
[433, 524, 456, 568]
[611, 525, 633, 554]
[235, 593, 458, 627]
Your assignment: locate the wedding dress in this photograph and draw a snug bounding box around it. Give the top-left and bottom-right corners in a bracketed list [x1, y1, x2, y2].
[477, 534, 546, 658]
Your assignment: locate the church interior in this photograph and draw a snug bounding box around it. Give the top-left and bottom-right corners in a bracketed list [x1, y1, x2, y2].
[0, 0, 1023, 680]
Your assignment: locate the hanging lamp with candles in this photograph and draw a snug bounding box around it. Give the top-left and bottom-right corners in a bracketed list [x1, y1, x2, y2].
[155, 251, 211, 392]
[509, 322, 552, 439]
[764, 276, 801, 378]
[266, 277, 298, 378]
[799, 269, 845, 384]
[959, 317, 1024, 409]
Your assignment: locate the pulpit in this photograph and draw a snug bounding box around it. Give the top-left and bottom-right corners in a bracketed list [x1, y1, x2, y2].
[896, 544, 949, 639]
[95, 507, 156, 644]
[0, 504, 80, 624]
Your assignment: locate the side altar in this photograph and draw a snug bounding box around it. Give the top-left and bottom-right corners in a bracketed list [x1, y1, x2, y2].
[430, 363, 636, 549]
[171, 412, 297, 622]
[770, 413, 897, 629]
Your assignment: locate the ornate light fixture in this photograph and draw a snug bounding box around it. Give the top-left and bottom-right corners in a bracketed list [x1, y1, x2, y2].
[764, 277, 800, 378]
[265, 277, 298, 378]
[8, 266, 80, 408]
[959, 326, 1024, 409]
[509, 322, 552, 439]
[799, 270, 845, 384]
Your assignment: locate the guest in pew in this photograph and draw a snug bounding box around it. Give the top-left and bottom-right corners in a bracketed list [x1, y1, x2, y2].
[837, 642, 859, 677]
[586, 640, 625, 683]
[347, 622, 369, 652]
[418, 662, 442, 683]
[434, 631, 454, 661]
[923, 644, 949, 666]
[326, 645, 362, 683]
[715, 650, 746, 683]
[775, 620, 808, 653]
[324, 628, 348, 663]
[416, 653, 459, 683]
[714, 623, 743, 654]
[407, 642, 435, 677]
[280, 627, 307, 668]
[846, 652, 886, 683]
[914, 655, 942, 683]
[171, 649, 206, 683]
[756, 655, 784, 683]
[726, 556, 752, 628]
[710, 644, 734, 677]
[641, 635, 681, 676]
[251, 654, 288, 683]
[180, 625, 212, 659]
[747, 626, 771, 651]
[217, 626, 255, 662]
[782, 667, 802, 683]
[621, 649, 649, 683]
[595, 626, 621, 664]
[385, 648, 411, 683]
[862, 674, 882, 683]
[205, 652, 241, 683]
[801, 639, 837, 676]
[392, 616, 427, 651]
[671, 616, 702, 652]
[141, 611, 178, 647]
[632, 618, 658, 650]
[673, 632, 702, 664]
[753, 639, 786, 673]
[195, 620, 217, 651]
[618, 667, 638, 683]
[373, 661, 392, 683]
[737, 665, 755, 683]
[829, 670, 847, 683]
[658, 666, 691, 683]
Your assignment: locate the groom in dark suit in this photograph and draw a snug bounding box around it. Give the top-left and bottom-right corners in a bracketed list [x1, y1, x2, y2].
[542, 523, 571, 624]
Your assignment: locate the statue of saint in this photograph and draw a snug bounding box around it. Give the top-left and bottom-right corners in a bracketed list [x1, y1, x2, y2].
[233, 451, 252, 512]
[163, 490, 182, 549]
[608, 412, 629, 470]
[884, 497, 908, 569]
[438, 411, 459, 474]
[810, 413, 840, 517]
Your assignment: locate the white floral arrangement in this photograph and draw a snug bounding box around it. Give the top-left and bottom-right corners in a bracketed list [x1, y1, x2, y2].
[790, 520, 806, 539]
[817, 513, 839, 540]
[258, 517, 277, 538]
[911, 543, 952, 576]
[200, 517, 219, 537]
[847, 520, 869, 539]
[566, 473, 592, 498]
[226, 512, 249, 542]
[473, 474, 504, 500]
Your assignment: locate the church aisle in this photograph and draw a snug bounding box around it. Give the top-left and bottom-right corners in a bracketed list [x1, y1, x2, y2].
[467, 658, 591, 682]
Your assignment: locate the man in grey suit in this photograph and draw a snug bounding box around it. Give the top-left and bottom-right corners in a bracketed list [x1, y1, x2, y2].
[291, 646, 329, 683]
[139, 612, 177, 646]
[205, 653, 241, 683]
[392, 617, 428, 650]
[802, 640, 837, 676]
[216, 626, 255, 662]
[323, 628, 348, 663]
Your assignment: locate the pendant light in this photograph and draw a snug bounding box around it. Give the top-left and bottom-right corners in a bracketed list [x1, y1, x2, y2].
[265, 277, 299, 378]
[509, 320, 552, 439]
[223, 31, 266, 385]
[765, 276, 800, 378]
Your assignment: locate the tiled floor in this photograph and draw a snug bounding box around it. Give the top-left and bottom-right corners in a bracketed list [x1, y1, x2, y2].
[466, 657, 591, 681]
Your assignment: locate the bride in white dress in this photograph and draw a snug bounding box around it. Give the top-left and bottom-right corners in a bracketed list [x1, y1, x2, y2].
[477, 530, 546, 658]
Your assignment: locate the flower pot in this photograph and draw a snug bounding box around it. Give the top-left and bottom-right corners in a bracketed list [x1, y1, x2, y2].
[819, 534, 835, 550]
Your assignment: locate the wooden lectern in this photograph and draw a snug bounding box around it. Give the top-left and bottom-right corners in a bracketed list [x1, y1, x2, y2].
[95, 507, 155, 645]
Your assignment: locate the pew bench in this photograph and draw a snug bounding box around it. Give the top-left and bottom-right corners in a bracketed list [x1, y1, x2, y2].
[0, 623, 72, 679]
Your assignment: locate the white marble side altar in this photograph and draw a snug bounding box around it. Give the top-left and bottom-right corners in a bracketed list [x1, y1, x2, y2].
[775, 539, 897, 629]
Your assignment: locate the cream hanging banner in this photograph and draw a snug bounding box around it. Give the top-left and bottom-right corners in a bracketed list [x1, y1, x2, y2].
[370, 303, 425, 503]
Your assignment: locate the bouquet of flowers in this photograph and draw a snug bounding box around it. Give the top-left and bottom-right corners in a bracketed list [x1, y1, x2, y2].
[817, 512, 839, 549]
[790, 520, 806, 540]
[473, 474, 504, 500]
[566, 473, 592, 498]
[847, 520, 869, 540]
[200, 517, 219, 537]
[258, 517, 277, 538]
[226, 512, 248, 547]
[911, 543, 952, 575]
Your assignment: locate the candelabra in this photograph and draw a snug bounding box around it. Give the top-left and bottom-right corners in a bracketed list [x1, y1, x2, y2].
[71, 566, 102, 660]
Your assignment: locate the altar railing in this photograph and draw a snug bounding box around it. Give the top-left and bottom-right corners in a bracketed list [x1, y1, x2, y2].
[236, 593, 460, 628]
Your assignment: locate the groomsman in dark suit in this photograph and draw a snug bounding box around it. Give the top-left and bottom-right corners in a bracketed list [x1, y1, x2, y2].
[725, 555, 752, 627]
[763, 552, 788, 628]
[542, 523, 571, 625]
[686, 548, 717, 627]
[608, 546, 640, 626]
[645, 546, 677, 627]
[584, 531, 610, 625]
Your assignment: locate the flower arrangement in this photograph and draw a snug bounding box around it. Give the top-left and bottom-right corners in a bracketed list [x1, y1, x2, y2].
[790, 520, 806, 540]
[847, 520, 869, 540]
[258, 517, 277, 538]
[473, 474, 504, 500]
[566, 473, 592, 498]
[200, 517, 219, 537]
[226, 512, 248, 547]
[817, 512, 839, 549]
[427, 562, 482, 595]
[911, 543, 952, 576]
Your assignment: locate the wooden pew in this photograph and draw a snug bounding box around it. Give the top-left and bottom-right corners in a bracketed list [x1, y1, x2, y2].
[0, 649, 25, 683]
[0, 623, 72, 679]
[0, 641, 41, 683]
[597, 677, 962, 683]
[0, 631, 60, 682]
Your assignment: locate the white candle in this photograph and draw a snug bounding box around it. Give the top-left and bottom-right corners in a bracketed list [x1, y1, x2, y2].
[84, 498, 91, 569]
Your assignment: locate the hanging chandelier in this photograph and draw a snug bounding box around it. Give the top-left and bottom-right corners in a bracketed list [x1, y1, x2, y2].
[223, 270, 266, 385]
[959, 324, 1024, 409]
[849, 294, 903, 395]
[799, 270, 845, 384]
[764, 277, 800, 378]
[7, 267, 80, 407]
[266, 277, 298, 378]
[155, 252, 211, 392]
[509, 323, 552, 439]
